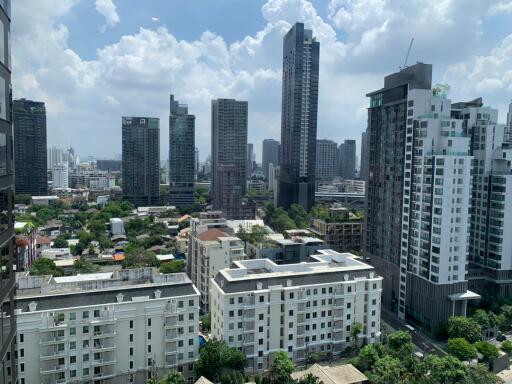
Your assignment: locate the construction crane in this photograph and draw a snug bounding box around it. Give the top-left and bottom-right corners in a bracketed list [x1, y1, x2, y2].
[400, 38, 414, 70]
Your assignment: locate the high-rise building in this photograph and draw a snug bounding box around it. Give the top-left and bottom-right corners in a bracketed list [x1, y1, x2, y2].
[0, 4, 16, 383]
[211, 98, 253, 219]
[52, 163, 69, 189]
[316, 139, 338, 180]
[278, 23, 320, 211]
[364, 63, 479, 334]
[262, 139, 279, 179]
[169, 95, 195, 208]
[247, 143, 254, 177]
[506, 99, 512, 143]
[13, 99, 48, 196]
[450, 98, 512, 295]
[122, 116, 160, 207]
[47, 146, 65, 171]
[360, 131, 368, 180]
[194, 147, 199, 181]
[210, 250, 382, 372]
[338, 139, 356, 180]
[96, 159, 122, 173]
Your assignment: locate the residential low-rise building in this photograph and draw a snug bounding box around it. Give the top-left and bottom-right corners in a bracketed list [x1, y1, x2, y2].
[210, 250, 382, 373]
[309, 208, 363, 253]
[15, 268, 200, 384]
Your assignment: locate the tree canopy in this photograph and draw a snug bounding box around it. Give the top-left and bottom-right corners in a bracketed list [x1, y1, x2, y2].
[448, 338, 477, 361]
[159, 260, 185, 274]
[447, 316, 482, 344]
[194, 339, 246, 381]
[30, 258, 64, 277]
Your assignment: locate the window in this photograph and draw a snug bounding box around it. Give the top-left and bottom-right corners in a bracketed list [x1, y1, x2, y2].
[94, 310, 100, 318]
[189, 313, 195, 320]
[83, 368, 89, 376]
[189, 299, 194, 307]
[82, 326, 89, 334]
[130, 320, 133, 328]
[130, 334, 134, 342]
[259, 296, 264, 303]
[82, 311, 89, 319]
[229, 298, 234, 305]
[83, 353, 89, 362]
[70, 327, 76, 336]
[70, 355, 76, 364]
[130, 361, 134, 369]
[130, 347, 133, 356]
[148, 318, 152, 327]
[189, 338, 194, 346]
[147, 332, 151, 340]
[69, 312, 76, 321]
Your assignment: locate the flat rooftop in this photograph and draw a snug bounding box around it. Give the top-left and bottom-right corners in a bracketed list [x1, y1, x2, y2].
[214, 249, 381, 293]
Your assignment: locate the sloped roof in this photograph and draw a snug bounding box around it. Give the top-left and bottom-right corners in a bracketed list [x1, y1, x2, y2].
[195, 377, 214, 384]
[291, 363, 368, 384]
[197, 228, 226, 242]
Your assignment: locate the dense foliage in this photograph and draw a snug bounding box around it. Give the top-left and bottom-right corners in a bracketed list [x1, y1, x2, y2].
[159, 260, 185, 274]
[30, 258, 64, 277]
[194, 339, 247, 381]
[447, 317, 482, 344]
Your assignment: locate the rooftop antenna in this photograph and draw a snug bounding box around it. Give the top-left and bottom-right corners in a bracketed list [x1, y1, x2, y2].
[400, 38, 414, 70]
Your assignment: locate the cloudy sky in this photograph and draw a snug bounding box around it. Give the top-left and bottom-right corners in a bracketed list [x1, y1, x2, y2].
[12, 0, 512, 162]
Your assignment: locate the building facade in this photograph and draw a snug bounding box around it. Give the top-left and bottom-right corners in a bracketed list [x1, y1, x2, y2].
[338, 140, 356, 180]
[47, 147, 65, 171]
[310, 215, 362, 253]
[122, 117, 160, 207]
[279, 23, 320, 211]
[52, 163, 69, 189]
[210, 250, 382, 373]
[360, 131, 368, 181]
[0, 3, 16, 381]
[211, 99, 253, 219]
[169, 95, 195, 208]
[188, 215, 246, 311]
[262, 139, 279, 180]
[364, 63, 479, 335]
[316, 139, 338, 180]
[15, 269, 199, 384]
[13, 99, 48, 196]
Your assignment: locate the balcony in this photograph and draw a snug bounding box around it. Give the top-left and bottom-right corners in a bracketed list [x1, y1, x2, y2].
[40, 364, 66, 375]
[40, 334, 66, 345]
[92, 324, 116, 338]
[40, 348, 67, 360]
[92, 339, 115, 352]
[92, 358, 116, 366]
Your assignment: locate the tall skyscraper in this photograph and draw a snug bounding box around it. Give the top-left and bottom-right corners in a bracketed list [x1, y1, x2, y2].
[52, 163, 69, 189]
[13, 99, 48, 196]
[262, 138, 280, 180]
[278, 22, 320, 211]
[211, 99, 253, 219]
[122, 116, 160, 206]
[507, 99, 512, 129]
[194, 147, 199, 181]
[364, 63, 479, 334]
[0, 4, 17, 382]
[316, 139, 338, 179]
[47, 146, 65, 170]
[450, 98, 512, 296]
[360, 131, 368, 180]
[169, 94, 195, 208]
[247, 143, 254, 177]
[338, 139, 356, 179]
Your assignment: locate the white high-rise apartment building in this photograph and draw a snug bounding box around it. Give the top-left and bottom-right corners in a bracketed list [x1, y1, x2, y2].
[210, 250, 382, 373]
[48, 146, 65, 170]
[398, 88, 480, 322]
[15, 269, 200, 384]
[52, 163, 69, 189]
[188, 212, 246, 311]
[451, 99, 512, 294]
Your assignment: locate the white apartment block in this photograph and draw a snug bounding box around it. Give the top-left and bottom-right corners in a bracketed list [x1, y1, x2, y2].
[398, 88, 480, 321]
[452, 100, 512, 294]
[52, 163, 69, 189]
[14, 269, 200, 384]
[210, 250, 382, 373]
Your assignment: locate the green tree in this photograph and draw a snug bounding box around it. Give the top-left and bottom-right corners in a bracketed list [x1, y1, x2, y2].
[353, 344, 382, 372]
[447, 316, 482, 343]
[366, 355, 405, 384]
[468, 364, 505, 384]
[498, 305, 512, 331]
[53, 234, 69, 248]
[201, 313, 211, 332]
[159, 260, 185, 274]
[73, 258, 100, 274]
[30, 258, 64, 277]
[218, 369, 246, 384]
[15, 194, 32, 205]
[448, 338, 478, 361]
[295, 373, 323, 384]
[421, 355, 468, 384]
[474, 341, 500, 362]
[351, 322, 363, 348]
[501, 340, 512, 355]
[158, 371, 185, 384]
[268, 351, 294, 384]
[289, 204, 310, 228]
[122, 248, 159, 268]
[386, 331, 413, 360]
[310, 205, 329, 220]
[194, 339, 246, 381]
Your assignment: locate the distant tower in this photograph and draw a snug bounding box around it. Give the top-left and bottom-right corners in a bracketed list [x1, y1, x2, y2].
[278, 22, 320, 211]
[262, 139, 279, 180]
[211, 99, 253, 219]
[338, 139, 356, 180]
[122, 117, 160, 206]
[13, 99, 48, 195]
[360, 131, 368, 181]
[169, 94, 195, 207]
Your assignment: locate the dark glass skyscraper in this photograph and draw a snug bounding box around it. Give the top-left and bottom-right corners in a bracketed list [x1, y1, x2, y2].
[169, 95, 195, 208]
[262, 138, 279, 180]
[13, 99, 47, 196]
[278, 22, 319, 211]
[122, 116, 160, 207]
[360, 131, 368, 181]
[338, 139, 356, 179]
[211, 99, 253, 219]
[0, 3, 17, 382]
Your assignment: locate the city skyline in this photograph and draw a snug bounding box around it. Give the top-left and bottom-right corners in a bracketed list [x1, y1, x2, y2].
[12, 1, 512, 162]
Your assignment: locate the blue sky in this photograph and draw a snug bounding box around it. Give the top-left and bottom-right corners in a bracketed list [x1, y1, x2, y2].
[12, 0, 512, 162]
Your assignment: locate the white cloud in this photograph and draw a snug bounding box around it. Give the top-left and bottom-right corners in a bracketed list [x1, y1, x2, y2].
[11, 0, 511, 161]
[95, 0, 120, 32]
[489, 1, 512, 14]
[151, 17, 159, 22]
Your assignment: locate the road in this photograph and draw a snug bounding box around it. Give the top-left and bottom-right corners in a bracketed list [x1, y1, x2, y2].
[381, 307, 447, 356]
